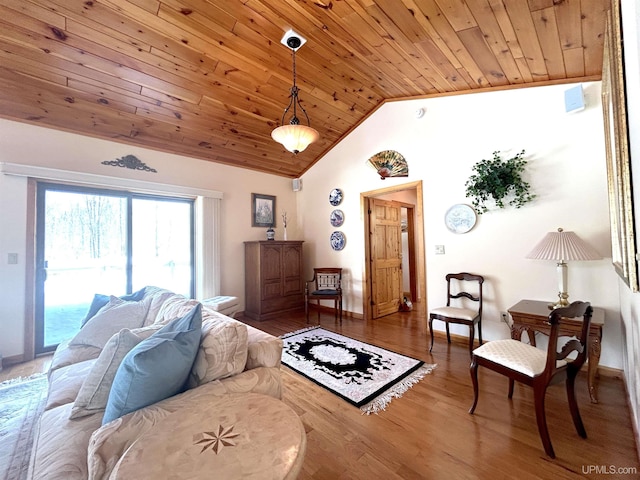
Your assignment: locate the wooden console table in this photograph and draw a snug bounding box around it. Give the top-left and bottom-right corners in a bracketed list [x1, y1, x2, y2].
[508, 299, 604, 403]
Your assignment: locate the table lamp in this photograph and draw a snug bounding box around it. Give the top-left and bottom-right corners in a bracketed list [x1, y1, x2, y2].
[526, 228, 601, 309]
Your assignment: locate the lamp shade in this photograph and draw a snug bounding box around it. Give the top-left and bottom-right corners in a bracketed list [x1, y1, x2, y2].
[526, 228, 601, 261]
[271, 124, 319, 154]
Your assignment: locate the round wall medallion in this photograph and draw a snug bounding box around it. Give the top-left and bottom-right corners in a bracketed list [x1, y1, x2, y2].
[329, 188, 343, 206]
[330, 231, 346, 251]
[330, 209, 345, 227]
[444, 204, 477, 234]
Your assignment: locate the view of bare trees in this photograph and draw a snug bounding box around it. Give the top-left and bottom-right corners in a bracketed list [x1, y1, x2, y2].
[46, 192, 126, 262]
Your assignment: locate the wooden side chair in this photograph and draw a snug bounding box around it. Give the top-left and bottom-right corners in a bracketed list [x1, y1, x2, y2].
[305, 268, 343, 325]
[469, 301, 593, 458]
[428, 272, 484, 357]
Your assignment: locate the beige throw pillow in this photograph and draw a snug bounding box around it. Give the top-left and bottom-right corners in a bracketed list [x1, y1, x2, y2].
[69, 325, 162, 418]
[187, 317, 248, 388]
[69, 326, 162, 419]
[69, 296, 151, 349]
[70, 329, 140, 419]
[153, 295, 201, 326]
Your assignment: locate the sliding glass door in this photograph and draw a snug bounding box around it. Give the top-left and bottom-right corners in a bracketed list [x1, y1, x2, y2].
[131, 197, 193, 293]
[35, 183, 194, 354]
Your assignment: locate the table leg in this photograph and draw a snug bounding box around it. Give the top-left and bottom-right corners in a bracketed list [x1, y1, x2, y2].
[511, 323, 537, 346]
[511, 324, 525, 341]
[526, 328, 536, 347]
[587, 332, 602, 403]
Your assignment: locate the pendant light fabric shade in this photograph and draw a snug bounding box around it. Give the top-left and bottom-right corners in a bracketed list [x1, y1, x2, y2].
[526, 228, 602, 261]
[271, 124, 319, 154]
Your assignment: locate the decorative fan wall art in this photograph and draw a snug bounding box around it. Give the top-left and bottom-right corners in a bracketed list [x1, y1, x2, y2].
[367, 150, 409, 179]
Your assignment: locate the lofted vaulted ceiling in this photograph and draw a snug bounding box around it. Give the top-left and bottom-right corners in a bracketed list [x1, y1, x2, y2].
[0, 0, 611, 178]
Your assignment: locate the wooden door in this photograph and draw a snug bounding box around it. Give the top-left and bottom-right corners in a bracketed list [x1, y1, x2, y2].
[369, 198, 403, 318]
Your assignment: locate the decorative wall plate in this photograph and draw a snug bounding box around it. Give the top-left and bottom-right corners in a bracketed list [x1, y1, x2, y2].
[330, 231, 346, 250]
[330, 209, 345, 227]
[366, 150, 409, 179]
[444, 204, 477, 234]
[329, 188, 343, 206]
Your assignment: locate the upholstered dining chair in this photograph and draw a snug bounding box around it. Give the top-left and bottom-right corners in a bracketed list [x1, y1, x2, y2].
[428, 272, 484, 357]
[305, 268, 343, 325]
[469, 301, 593, 459]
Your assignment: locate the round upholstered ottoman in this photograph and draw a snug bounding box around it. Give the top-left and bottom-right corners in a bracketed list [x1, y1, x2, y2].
[112, 393, 306, 479]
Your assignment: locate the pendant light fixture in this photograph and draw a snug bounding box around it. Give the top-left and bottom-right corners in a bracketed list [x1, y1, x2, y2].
[271, 30, 319, 154]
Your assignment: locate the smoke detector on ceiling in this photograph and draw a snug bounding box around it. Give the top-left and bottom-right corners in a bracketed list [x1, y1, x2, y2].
[280, 29, 307, 51]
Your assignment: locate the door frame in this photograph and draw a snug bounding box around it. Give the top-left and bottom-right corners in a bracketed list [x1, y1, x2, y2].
[361, 181, 426, 321]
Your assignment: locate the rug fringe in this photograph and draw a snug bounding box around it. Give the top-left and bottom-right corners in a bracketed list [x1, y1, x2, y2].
[0, 373, 46, 388]
[360, 364, 437, 415]
[280, 325, 320, 339]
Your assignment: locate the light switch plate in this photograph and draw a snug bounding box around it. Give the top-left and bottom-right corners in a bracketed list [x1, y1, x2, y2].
[8, 253, 18, 264]
[435, 245, 445, 255]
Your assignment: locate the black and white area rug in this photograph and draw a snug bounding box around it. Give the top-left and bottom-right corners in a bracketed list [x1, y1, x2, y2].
[281, 327, 436, 414]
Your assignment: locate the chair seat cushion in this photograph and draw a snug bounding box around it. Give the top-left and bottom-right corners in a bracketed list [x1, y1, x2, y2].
[202, 296, 239, 311]
[311, 289, 339, 295]
[430, 306, 478, 321]
[473, 339, 567, 377]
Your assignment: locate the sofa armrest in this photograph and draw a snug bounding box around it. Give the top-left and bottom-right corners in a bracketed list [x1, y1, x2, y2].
[245, 325, 283, 370]
[87, 367, 281, 480]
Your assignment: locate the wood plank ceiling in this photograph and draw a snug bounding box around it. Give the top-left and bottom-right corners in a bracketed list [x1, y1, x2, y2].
[0, 0, 611, 178]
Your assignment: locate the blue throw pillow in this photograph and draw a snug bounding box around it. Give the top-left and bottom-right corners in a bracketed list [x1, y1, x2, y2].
[102, 303, 202, 425]
[81, 287, 146, 327]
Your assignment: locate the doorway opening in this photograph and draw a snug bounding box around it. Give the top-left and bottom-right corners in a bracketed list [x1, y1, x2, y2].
[361, 181, 426, 321]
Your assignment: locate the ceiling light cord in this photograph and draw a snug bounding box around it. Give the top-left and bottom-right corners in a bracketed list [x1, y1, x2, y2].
[279, 49, 313, 128]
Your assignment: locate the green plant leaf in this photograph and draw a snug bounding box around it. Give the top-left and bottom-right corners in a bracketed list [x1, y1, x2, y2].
[464, 150, 535, 214]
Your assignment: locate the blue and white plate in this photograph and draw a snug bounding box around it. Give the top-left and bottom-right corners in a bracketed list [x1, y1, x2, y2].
[330, 231, 346, 251]
[444, 204, 477, 234]
[330, 209, 344, 227]
[329, 188, 343, 206]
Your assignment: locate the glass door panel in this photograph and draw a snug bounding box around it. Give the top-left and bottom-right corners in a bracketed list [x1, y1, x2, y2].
[37, 187, 127, 352]
[132, 198, 193, 297]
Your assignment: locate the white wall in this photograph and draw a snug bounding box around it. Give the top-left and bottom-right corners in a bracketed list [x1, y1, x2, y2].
[620, 0, 640, 451]
[0, 119, 298, 359]
[301, 81, 623, 370]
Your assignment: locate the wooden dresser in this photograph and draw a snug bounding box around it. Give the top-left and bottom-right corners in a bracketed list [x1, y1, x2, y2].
[244, 241, 304, 321]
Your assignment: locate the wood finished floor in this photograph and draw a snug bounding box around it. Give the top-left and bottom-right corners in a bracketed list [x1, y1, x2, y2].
[243, 309, 639, 479]
[2, 309, 638, 479]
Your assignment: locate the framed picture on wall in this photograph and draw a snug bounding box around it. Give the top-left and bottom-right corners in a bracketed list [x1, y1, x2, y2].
[602, 0, 638, 292]
[252, 193, 276, 227]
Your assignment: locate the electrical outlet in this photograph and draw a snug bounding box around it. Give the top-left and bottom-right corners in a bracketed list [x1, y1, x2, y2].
[501, 312, 509, 325]
[435, 245, 445, 255]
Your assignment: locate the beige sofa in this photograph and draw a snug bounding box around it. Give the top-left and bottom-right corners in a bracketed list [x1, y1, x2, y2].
[28, 287, 291, 480]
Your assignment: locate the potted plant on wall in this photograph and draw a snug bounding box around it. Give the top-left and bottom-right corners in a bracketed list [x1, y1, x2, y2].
[464, 150, 535, 214]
